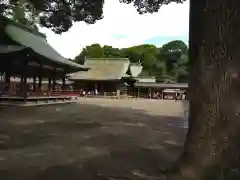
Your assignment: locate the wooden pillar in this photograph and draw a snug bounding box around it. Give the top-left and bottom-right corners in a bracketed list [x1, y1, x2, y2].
[19, 59, 28, 96]
[62, 76, 65, 91]
[94, 84, 98, 96]
[137, 87, 140, 98]
[52, 80, 56, 92]
[38, 76, 42, 93]
[20, 76, 23, 92]
[33, 76, 36, 92]
[48, 77, 52, 93]
[99, 83, 102, 95]
[4, 72, 10, 92]
[52, 69, 56, 92]
[23, 76, 27, 96]
[148, 88, 152, 99]
[38, 64, 43, 94]
[4, 60, 11, 93]
[103, 82, 106, 96]
[100, 83, 105, 96]
[116, 89, 120, 99]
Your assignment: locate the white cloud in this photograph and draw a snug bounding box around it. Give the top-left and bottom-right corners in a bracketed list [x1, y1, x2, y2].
[39, 0, 189, 59]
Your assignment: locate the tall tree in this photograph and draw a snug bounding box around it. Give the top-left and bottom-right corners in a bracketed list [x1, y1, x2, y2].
[169, 1, 240, 179]
[84, 44, 105, 58]
[103, 45, 121, 58]
[74, 44, 104, 64]
[121, 47, 142, 63]
[161, 40, 188, 55]
[157, 41, 188, 80]
[175, 54, 189, 82]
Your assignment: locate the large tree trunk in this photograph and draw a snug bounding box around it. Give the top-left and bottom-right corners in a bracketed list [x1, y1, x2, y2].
[166, 0, 240, 179]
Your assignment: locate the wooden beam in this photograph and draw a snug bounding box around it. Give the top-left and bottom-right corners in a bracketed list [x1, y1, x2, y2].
[28, 62, 64, 71]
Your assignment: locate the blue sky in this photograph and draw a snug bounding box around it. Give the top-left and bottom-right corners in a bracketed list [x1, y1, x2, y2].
[144, 35, 188, 46]
[40, 0, 189, 58]
[111, 34, 127, 39]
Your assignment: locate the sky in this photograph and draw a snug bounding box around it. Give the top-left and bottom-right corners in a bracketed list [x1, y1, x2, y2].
[39, 0, 189, 59]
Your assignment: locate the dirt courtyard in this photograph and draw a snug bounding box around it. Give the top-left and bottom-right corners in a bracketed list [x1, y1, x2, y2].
[0, 98, 188, 180]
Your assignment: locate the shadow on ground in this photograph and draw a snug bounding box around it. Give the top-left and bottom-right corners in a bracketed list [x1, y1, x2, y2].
[0, 103, 187, 180]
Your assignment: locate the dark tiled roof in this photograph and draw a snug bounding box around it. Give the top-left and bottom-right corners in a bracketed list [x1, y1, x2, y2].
[3, 17, 88, 70]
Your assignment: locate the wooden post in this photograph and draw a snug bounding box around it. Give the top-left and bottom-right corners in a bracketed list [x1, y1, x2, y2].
[137, 87, 140, 98]
[62, 76, 65, 91]
[23, 76, 27, 97]
[4, 60, 11, 93]
[52, 69, 56, 92]
[38, 63, 43, 94]
[116, 89, 120, 99]
[4, 72, 10, 92]
[20, 76, 23, 92]
[48, 77, 52, 94]
[33, 76, 36, 92]
[94, 84, 98, 96]
[19, 59, 28, 97]
[52, 78, 56, 92]
[38, 76, 42, 93]
[149, 88, 152, 99]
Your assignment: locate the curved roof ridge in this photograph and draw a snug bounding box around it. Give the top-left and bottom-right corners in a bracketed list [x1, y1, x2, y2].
[4, 22, 87, 70]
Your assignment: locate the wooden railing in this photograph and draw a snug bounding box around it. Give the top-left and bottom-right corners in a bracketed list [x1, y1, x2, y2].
[0, 89, 188, 100]
[0, 90, 80, 97]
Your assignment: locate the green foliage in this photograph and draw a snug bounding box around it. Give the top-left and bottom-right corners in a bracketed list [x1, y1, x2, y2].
[103, 45, 121, 58]
[74, 44, 104, 64]
[160, 40, 188, 54]
[0, 0, 186, 33]
[84, 44, 105, 58]
[119, 0, 186, 14]
[2, 0, 38, 30]
[74, 40, 189, 82]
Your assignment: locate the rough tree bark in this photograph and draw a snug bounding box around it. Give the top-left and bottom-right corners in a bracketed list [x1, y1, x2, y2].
[164, 0, 240, 179]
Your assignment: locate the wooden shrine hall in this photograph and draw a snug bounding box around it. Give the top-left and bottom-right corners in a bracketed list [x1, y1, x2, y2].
[67, 58, 143, 98]
[0, 16, 89, 105]
[133, 82, 188, 100]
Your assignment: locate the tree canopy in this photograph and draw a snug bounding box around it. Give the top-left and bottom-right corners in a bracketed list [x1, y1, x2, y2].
[0, 0, 186, 33]
[74, 40, 189, 82]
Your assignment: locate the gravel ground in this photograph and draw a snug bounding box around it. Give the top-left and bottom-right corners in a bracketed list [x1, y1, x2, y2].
[0, 99, 188, 180]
